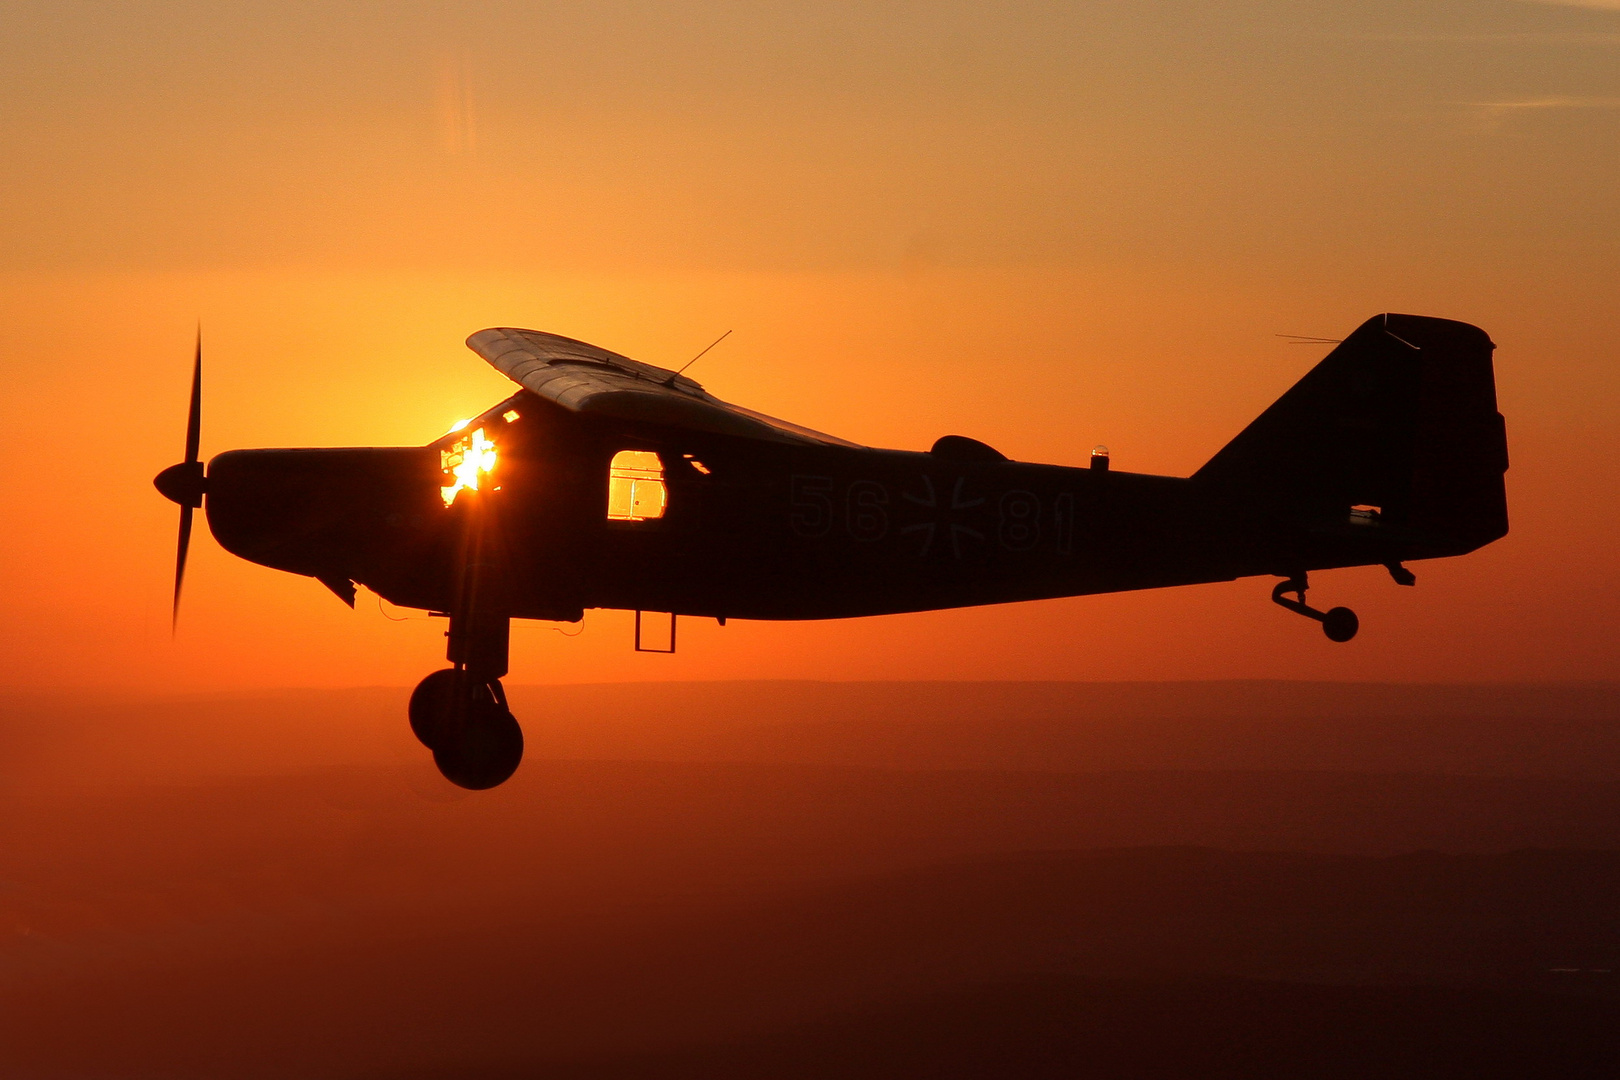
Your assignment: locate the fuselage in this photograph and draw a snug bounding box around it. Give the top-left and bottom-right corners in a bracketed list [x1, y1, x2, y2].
[203, 388, 1482, 625]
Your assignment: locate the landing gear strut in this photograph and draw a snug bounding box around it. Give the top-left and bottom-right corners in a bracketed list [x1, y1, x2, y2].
[1272, 574, 1358, 643]
[410, 609, 523, 790]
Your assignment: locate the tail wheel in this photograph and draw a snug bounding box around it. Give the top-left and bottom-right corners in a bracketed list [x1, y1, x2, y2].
[1272, 575, 1360, 644]
[1322, 606, 1360, 643]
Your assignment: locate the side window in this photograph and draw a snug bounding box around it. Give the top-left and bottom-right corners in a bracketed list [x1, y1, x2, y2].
[607, 450, 667, 522]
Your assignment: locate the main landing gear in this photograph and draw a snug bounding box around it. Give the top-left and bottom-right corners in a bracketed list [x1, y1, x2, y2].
[1272, 574, 1359, 643]
[409, 610, 523, 789]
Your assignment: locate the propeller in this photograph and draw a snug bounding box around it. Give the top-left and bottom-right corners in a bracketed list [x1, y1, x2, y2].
[153, 329, 207, 632]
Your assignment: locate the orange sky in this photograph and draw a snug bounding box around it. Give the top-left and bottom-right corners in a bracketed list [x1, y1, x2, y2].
[1, 0, 1616, 690]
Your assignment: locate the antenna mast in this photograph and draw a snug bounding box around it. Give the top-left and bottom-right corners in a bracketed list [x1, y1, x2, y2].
[671, 329, 732, 380]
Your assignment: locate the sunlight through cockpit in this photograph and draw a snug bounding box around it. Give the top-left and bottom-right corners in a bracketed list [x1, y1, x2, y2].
[439, 427, 497, 507]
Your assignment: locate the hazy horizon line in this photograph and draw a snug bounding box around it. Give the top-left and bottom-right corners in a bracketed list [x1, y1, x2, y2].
[4, 677, 1617, 699]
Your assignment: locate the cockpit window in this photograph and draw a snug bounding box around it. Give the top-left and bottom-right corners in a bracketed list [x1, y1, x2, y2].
[436, 404, 523, 507]
[607, 450, 666, 521]
[440, 427, 498, 507]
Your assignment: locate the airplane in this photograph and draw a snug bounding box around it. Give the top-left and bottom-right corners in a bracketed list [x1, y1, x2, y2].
[154, 312, 1508, 790]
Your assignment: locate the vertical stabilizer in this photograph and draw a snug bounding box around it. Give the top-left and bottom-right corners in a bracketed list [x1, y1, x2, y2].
[1193, 314, 1507, 557]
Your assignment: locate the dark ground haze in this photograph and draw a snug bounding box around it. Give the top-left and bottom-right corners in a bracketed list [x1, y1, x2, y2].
[2, 681, 1618, 1078]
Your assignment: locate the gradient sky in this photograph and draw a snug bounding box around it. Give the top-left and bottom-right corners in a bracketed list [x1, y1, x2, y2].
[2, 0, 1616, 690]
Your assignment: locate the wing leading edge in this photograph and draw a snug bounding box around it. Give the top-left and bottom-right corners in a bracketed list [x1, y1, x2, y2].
[467, 328, 862, 447]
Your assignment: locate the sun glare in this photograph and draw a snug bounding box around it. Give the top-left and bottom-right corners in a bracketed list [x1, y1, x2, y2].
[440, 427, 498, 507]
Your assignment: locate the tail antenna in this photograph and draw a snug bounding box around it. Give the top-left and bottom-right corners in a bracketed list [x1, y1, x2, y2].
[1275, 334, 1344, 345]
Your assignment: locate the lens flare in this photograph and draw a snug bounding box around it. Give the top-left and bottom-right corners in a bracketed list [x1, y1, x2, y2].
[440, 427, 497, 506]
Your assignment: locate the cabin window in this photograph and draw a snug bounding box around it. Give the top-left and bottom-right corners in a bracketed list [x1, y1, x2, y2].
[608, 450, 667, 521]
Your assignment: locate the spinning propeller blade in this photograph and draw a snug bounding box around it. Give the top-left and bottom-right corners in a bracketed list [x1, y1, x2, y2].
[154, 328, 206, 633]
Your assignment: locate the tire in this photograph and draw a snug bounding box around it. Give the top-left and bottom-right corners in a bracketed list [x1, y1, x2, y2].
[408, 669, 467, 750]
[1322, 606, 1359, 643]
[433, 698, 524, 790]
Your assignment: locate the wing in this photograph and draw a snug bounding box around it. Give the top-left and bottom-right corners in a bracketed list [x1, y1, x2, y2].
[466, 328, 862, 447]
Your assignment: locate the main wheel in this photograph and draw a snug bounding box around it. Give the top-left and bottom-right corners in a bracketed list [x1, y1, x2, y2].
[408, 668, 475, 750]
[1321, 606, 1359, 643]
[432, 697, 524, 790]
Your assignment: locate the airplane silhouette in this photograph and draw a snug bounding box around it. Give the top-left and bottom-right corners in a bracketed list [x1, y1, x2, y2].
[155, 313, 1508, 788]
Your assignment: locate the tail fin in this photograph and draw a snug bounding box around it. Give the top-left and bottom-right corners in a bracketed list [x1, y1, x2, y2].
[1193, 313, 1508, 557]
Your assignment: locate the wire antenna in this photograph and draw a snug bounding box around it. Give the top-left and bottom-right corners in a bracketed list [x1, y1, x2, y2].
[674, 329, 732, 378]
[1275, 334, 1344, 345]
